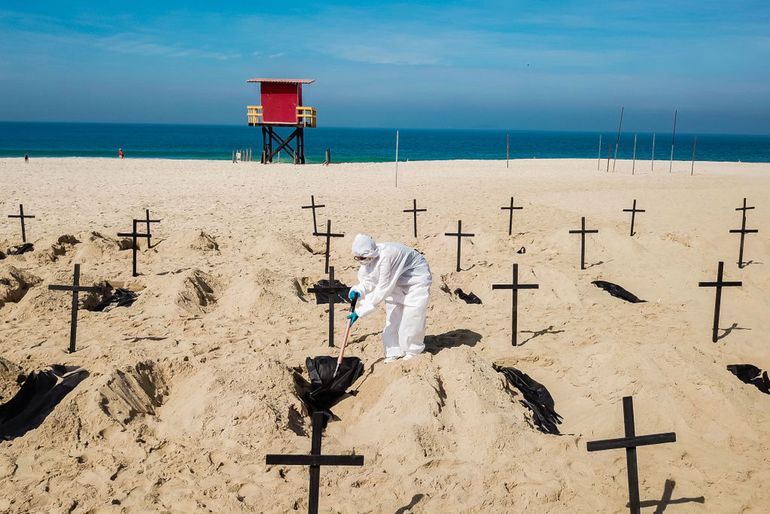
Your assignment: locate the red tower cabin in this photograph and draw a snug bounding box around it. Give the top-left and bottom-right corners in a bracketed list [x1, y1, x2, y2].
[246, 78, 316, 164]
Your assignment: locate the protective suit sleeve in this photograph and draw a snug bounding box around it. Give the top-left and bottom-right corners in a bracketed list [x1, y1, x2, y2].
[355, 254, 403, 317]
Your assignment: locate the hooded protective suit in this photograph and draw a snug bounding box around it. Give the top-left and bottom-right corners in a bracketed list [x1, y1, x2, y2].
[351, 234, 432, 359]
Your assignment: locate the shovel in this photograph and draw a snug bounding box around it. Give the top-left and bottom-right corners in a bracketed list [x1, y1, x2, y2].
[333, 295, 358, 378]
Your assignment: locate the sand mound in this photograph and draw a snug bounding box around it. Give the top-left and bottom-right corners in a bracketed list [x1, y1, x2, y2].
[41, 234, 80, 262]
[0, 265, 42, 309]
[176, 269, 221, 314]
[189, 231, 220, 252]
[98, 361, 168, 426]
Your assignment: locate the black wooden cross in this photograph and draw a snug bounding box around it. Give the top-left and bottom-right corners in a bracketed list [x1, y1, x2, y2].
[445, 220, 475, 272]
[141, 209, 161, 249]
[587, 396, 677, 514]
[301, 195, 326, 235]
[730, 198, 758, 268]
[623, 199, 645, 237]
[315, 220, 344, 274]
[569, 217, 599, 270]
[48, 264, 102, 353]
[266, 411, 364, 514]
[698, 261, 742, 343]
[7, 204, 36, 243]
[117, 219, 150, 277]
[492, 263, 539, 346]
[500, 197, 523, 236]
[307, 266, 348, 347]
[403, 199, 427, 238]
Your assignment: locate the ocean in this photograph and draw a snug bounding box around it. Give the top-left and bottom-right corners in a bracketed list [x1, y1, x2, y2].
[1, 122, 769, 164]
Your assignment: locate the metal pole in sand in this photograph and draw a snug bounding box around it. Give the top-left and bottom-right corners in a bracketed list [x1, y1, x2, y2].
[395, 129, 399, 188]
[690, 136, 698, 176]
[651, 132, 656, 172]
[597, 134, 603, 171]
[506, 133, 510, 169]
[669, 109, 677, 173]
[613, 106, 624, 172]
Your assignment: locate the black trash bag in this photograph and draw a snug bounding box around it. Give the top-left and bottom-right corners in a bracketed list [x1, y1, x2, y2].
[91, 288, 138, 312]
[0, 365, 88, 440]
[727, 364, 770, 394]
[309, 280, 350, 305]
[296, 356, 364, 417]
[592, 280, 645, 303]
[7, 243, 34, 256]
[454, 288, 482, 304]
[0, 249, 5, 260]
[494, 364, 563, 435]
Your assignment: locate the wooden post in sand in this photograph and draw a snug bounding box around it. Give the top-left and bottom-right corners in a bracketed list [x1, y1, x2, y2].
[501, 197, 523, 236]
[266, 411, 364, 514]
[492, 263, 539, 346]
[606, 143, 612, 173]
[307, 266, 348, 348]
[669, 109, 678, 173]
[301, 195, 326, 235]
[569, 217, 599, 270]
[623, 200, 645, 237]
[445, 220, 475, 272]
[403, 199, 427, 238]
[48, 264, 102, 353]
[587, 396, 677, 514]
[613, 106, 624, 172]
[142, 209, 161, 249]
[731, 198, 758, 268]
[315, 220, 344, 274]
[117, 219, 150, 277]
[698, 261, 742, 342]
[7, 204, 36, 244]
[632, 134, 637, 175]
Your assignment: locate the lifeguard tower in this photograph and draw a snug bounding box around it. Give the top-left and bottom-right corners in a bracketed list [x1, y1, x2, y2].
[246, 78, 316, 164]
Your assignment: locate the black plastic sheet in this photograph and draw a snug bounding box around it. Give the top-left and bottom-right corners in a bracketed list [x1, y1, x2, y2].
[592, 280, 645, 303]
[727, 364, 770, 394]
[494, 364, 563, 435]
[91, 288, 138, 312]
[7, 243, 34, 256]
[296, 356, 363, 417]
[309, 280, 350, 305]
[454, 288, 482, 304]
[0, 365, 88, 440]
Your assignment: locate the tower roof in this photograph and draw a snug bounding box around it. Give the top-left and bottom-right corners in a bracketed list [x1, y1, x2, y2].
[246, 78, 314, 84]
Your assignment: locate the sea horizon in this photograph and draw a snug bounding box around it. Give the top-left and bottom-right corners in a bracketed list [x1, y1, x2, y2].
[2, 121, 769, 164]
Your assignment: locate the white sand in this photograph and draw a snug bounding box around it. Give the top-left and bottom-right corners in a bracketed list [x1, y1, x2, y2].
[1, 157, 769, 513]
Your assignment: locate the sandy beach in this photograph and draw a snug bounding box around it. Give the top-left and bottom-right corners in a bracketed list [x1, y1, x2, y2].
[1, 156, 769, 513]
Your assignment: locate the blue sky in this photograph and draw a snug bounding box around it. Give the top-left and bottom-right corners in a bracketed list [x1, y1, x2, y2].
[0, 1, 768, 133]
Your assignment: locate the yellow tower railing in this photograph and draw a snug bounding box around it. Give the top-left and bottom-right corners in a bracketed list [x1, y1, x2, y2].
[246, 105, 317, 127]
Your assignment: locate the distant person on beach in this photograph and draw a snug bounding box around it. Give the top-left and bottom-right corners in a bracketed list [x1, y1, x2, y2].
[24, 154, 29, 163]
[118, 148, 124, 159]
[346, 234, 432, 362]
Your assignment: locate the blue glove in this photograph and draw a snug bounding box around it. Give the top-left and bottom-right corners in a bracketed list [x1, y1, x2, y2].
[347, 312, 359, 325]
[348, 289, 361, 301]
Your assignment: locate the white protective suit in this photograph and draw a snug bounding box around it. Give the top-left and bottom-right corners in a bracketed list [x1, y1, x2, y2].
[350, 234, 432, 359]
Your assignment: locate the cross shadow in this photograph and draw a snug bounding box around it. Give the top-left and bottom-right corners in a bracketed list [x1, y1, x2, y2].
[738, 260, 761, 268]
[626, 479, 705, 513]
[717, 323, 751, 341]
[424, 329, 482, 355]
[124, 336, 168, 343]
[519, 325, 565, 345]
[585, 260, 605, 269]
[395, 493, 425, 514]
